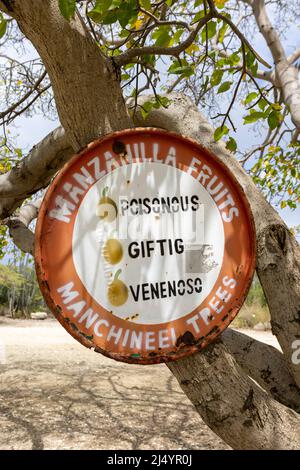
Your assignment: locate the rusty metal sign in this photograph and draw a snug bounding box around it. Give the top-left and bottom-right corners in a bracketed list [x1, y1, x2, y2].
[35, 128, 256, 364]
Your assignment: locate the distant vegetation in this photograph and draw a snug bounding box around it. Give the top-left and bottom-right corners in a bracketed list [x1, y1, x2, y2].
[232, 275, 270, 328]
[0, 256, 47, 317]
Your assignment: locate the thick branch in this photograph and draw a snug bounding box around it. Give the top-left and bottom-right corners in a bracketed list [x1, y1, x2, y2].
[222, 329, 300, 412]
[0, 127, 73, 218]
[5, 198, 42, 255]
[168, 341, 300, 450]
[288, 48, 300, 65]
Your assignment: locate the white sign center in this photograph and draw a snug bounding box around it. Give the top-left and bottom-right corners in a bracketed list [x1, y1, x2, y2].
[72, 162, 224, 324]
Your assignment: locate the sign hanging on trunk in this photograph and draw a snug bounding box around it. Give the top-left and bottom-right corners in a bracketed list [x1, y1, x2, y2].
[35, 128, 255, 364]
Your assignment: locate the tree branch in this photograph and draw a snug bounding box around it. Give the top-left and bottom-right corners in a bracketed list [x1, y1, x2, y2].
[0, 70, 48, 124]
[213, 47, 274, 83]
[287, 48, 300, 65]
[0, 127, 73, 218]
[4, 198, 42, 255]
[207, 0, 271, 69]
[7, 0, 131, 150]
[222, 328, 300, 412]
[168, 340, 300, 450]
[138, 5, 192, 31]
[114, 12, 214, 66]
[1, 84, 51, 126]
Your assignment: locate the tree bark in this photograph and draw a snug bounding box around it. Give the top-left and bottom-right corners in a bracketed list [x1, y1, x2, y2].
[222, 329, 300, 412]
[167, 341, 300, 450]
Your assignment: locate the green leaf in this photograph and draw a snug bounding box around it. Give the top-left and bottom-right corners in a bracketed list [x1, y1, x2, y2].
[140, 101, 154, 120]
[154, 96, 171, 108]
[0, 19, 7, 38]
[228, 51, 241, 65]
[214, 125, 229, 141]
[280, 200, 287, 209]
[152, 28, 172, 47]
[218, 22, 228, 43]
[271, 102, 282, 111]
[139, 96, 170, 120]
[226, 137, 237, 152]
[140, 0, 151, 9]
[118, 2, 137, 28]
[169, 65, 194, 76]
[244, 92, 258, 105]
[201, 21, 217, 42]
[288, 200, 297, 209]
[191, 10, 205, 24]
[258, 98, 268, 110]
[173, 29, 184, 44]
[243, 111, 265, 124]
[250, 61, 258, 76]
[121, 73, 130, 81]
[217, 81, 232, 93]
[103, 10, 120, 25]
[58, 0, 76, 21]
[88, 0, 114, 23]
[211, 69, 223, 87]
[88, 0, 136, 27]
[268, 110, 282, 130]
[246, 51, 255, 68]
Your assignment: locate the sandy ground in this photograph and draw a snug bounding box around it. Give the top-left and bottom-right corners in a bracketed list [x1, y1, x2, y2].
[0, 317, 279, 450]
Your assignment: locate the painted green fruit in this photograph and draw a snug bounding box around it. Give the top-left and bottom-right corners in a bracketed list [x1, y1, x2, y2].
[103, 239, 123, 265]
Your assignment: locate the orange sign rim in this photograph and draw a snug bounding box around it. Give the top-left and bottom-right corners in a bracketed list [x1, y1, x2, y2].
[35, 128, 256, 365]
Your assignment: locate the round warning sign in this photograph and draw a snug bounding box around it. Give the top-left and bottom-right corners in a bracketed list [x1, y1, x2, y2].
[35, 128, 255, 364]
